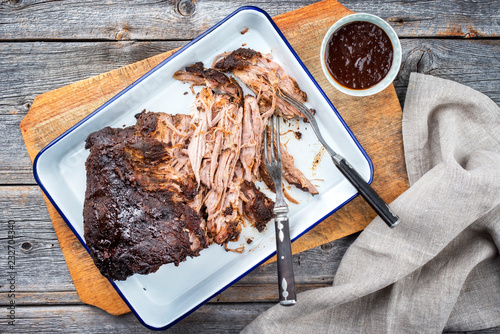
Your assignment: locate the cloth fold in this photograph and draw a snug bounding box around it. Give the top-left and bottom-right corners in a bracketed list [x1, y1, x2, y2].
[242, 73, 500, 333]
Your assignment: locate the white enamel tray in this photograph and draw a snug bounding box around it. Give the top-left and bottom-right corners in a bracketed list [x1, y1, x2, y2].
[33, 6, 373, 330]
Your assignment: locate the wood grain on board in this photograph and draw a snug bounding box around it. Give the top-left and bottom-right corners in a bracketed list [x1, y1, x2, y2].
[20, 0, 409, 315]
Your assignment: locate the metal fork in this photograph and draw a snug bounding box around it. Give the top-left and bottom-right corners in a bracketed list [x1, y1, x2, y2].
[279, 90, 400, 228]
[264, 115, 296, 306]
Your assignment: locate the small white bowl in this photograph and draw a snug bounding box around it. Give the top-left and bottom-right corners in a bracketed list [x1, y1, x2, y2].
[320, 13, 402, 97]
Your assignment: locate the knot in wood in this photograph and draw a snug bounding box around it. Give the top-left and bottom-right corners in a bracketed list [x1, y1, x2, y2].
[176, 0, 196, 17]
[115, 29, 130, 41]
[320, 242, 333, 251]
[21, 241, 33, 252]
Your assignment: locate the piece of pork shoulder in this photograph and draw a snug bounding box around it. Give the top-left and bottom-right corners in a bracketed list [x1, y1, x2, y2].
[212, 163, 275, 237]
[240, 95, 260, 181]
[280, 143, 318, 195]
[84, 118, 208, 281]
[135, 112, 210, 245]
[257, 139, 318, 196]
[188, 89, 212, 184]
[239, 180, 275, 232]
[187, 86, 244, 187]
[133, 111, 194, 175]
[173, 61, 243, 103]
[130, 112, 196, 194]
[212, 48, 307, 119]
[188, 90, 246, 244]
[208, 181, 243, 244]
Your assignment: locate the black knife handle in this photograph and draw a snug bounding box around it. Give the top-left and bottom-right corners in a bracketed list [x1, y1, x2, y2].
[274, 216, 296, 306]
[336, 157, 400, 228]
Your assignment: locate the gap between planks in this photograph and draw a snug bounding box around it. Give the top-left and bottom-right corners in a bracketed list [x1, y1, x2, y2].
[1, 35, 499, 44]
[0, 283, 330, 306]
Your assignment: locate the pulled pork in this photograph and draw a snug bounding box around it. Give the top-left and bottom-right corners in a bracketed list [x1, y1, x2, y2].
[84, 49, 317, 281]
[213, 48, 307, 119]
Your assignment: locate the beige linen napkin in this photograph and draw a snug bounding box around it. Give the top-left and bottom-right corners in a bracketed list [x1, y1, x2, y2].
[242, 73, 500, 333]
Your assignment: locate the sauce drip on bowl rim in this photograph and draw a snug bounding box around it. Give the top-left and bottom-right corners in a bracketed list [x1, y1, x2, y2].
[325, 21, 393, 90]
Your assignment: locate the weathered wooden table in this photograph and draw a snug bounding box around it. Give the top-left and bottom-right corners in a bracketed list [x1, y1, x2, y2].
[1, 0, 499, 333]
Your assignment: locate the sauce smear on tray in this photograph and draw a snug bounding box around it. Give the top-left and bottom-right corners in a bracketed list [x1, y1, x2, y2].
[325, 21, 393, 90]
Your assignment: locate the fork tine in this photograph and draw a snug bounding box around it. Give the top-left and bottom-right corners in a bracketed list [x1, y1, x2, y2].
[274, 115, 281, 161]
[270, 115, 275, 161]
[264, 121, 269, 164]
[280, 91, 312, 119]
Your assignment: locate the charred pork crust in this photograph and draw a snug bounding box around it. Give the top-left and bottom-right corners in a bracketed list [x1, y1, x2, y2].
[240, 181, 275, 232]
[259, 156, 276, 193]
[213, 48, 260, 71]
[185, 61, 205, 76]
[212, 48, 308, 119]
[173, 62, 243, 103]
[84, 113, 207, 281]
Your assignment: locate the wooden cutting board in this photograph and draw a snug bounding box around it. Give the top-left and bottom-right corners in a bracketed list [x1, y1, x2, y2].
[20, 0, 409, 315]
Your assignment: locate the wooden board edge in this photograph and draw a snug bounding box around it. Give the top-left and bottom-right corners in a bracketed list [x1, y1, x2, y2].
[19, 48, 180, 163]
[39, 193, 131, 315]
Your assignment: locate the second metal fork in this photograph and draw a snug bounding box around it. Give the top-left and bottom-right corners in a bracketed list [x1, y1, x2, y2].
[264, 115, 296, 306]
[279, 90, 400, 228]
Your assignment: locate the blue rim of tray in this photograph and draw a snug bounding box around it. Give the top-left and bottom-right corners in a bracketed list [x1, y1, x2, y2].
[32, 5, 374, 331]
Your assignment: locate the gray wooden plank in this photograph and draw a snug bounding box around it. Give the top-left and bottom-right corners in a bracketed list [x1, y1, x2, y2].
[0, 187, 82, 294]
[0, 187, 75, 292]
[0, 284, 285, 306]
[1, 304, 499, 333]
[0, 41, 185, 115]
[0, 230, 74, 291]
[0, 282, 330, 307]
[0, 0, 318, 41]
[0, 114, 34, 184]
[0, 303, 272, 333]
[342, 0, 500, 38]
[0, 186, 49, 221]
[0, 291, 82, 306]
[1, 39, 499, 185]
[394, 39, 500, 108]
[0, 0, 499, 41]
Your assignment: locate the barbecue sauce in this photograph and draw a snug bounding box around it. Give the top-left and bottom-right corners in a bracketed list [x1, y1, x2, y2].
[325, 21, 393, 90]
